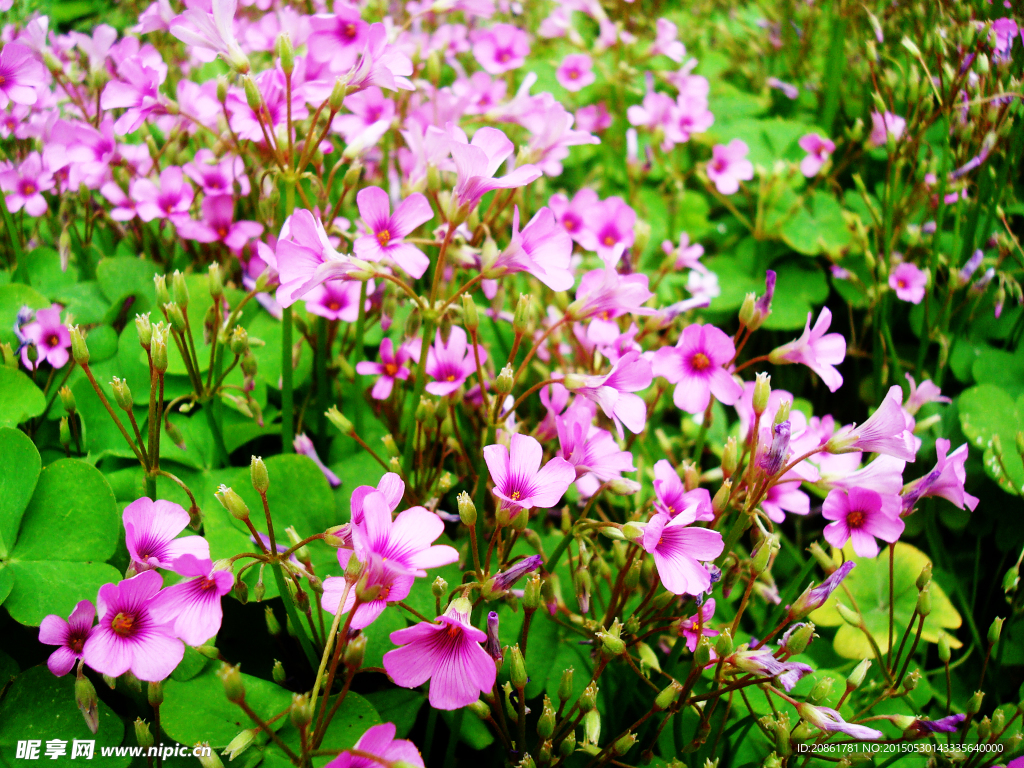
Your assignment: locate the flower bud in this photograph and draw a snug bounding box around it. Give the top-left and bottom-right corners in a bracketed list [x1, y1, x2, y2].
[712, 480, 732, 514]
[135, 719, 154, 749]
[457, 491, 477, 526]
[583, 709, 601, 745]
[172, 270, 189, 308]
[916, 562, 932, 590]
[75, 676, 99, 734]
[836, 603, 861, 627]
[431, 576, 448, 599]
[598, 630, 625, 657]
[219, 663, 245, 703]
[494, 364, 514, 397]
[154, 275, 171, 306]
[111, 377, 133, 411]
[694, 636, 713, 668]
[147, 680, 164, 708]
[752, 373, 771, 415]
[165, 302, 186, 334]
[513, 293, 531, 336]
[715, 628, 734, 657]
[345, 632, 367, 668]
[69, 325, 89, 365]
[738, 292, 757, 328]
[783, 623, 814, 655]
[573, 567, 591, 613]
[277, 33, 294, 75]
[230, 326, 249, 355]
[151, 325, 168, 373]
[329, 79, 348, 112]
[265, 607, 282, 637]
[272, 660, 286, 684]
[164, 418, 186, 451]
[215, 485, 250, 521]
[967, 691, 984, 716]
[752, 534, 779, 575]
[988, 616, 1004, 645]
[902, 670, 920, 692]
[242, 76, 262, 112]
[523, 573, 542, 611]
[222, 730, 255, 761]
[537, 695, 555, 738]
[937, 633, 951, 663]
[251, 456, 269, 494]
[613, 732, 636, 757]
[916, 585, 931, 617]
[57, 385, 76, 416]
[208, 262, 224, 299]
[558, 667, 574, 706]
[510, 644, 528, 690]
[721, 437, 738, 479]
[559, 729, 576, 757]
[774, 399, 791, 425]
[654, 681, 683, 712]
[809, 677, 834, 705]
[326, 406, 355, 435]
[462, 294, 479, 332]
[59, 416, 72, 448]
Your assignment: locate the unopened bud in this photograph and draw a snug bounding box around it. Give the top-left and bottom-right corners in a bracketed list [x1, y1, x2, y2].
[277, 33, 294, 75]
[326, 406, 355, 435]
[265, 607, 282, 636]
[916, 562, 932, 590]
[513, 293, 531, 336]
[722, 437, 738, 478]
[457, 491, 477, 526]
[329, 79, 348, 112]
[135, 314, 153, 350]
[738, 292, 757, 328]
[902, 670, 920, 692]
[510, 644, 527, 689]
[242, 76, 262, 112]
[836, 603, 861, 627]
[135, 719, 154, 749]
[712, 480, 732, 514]
[171, 270, 189, 307]
[988, 616, 1004, 645]
[251, 456, 269, 494]
[75, 676, 99, 734]
[154, 275, 171, 306]
[694, 636, 713, 668]
[583, 709, 601, 745]
[654, 681, 683, 711]
[215, 485, 250, 521]
[165, 302, 186, 333]
[462, 294, 479, 332]
[69, 325, 89, 364]
[495, 364, 514, 396]
[345, 633, 367, 668]
[59, 416, 72, 447]
[916, 585, 931, 617]
[938, 634, 951, 663]
[222, 730, 255, 761]
[111, 377, 133, 411]
[537, 696, 555, 738]
[218, 663, 245, 703]
[523, 573, 542, 611]
[612, 733, 636, 757]
[715, 628, 734, 657]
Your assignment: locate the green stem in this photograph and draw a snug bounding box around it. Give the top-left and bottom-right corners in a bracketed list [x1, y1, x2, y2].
[271, 562, 318, 668]
[281, 305, 295, 453]
[315, 316, 329, 450]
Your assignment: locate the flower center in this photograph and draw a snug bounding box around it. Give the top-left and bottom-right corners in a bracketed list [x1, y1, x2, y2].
[498, 50, 511, 63]
[111, 611, 136, 637]
[385, 362, 398, 376]
[21, 182, 37, 195]
[564, 219, 576, 231]
[344, 23, 357, 39]
[847, 509, 866, 528]
[217, 226, 229, 238]
[0, 76, 6, 85]
[446, 623, 461, 637]
[568, 70, 579, 80]
[510, 490, 521, 501]
[897, 280, 906, 289]
[602, 234, 616, 246]
[199, 577, 217, 592]
[46, 334, 60, 347]
[377, 229, 391, 246]
[69, 635, 86, 653]
[327, 301, 342, 311]
[446, 374, 456, 381]
[690, 352, 711, 371]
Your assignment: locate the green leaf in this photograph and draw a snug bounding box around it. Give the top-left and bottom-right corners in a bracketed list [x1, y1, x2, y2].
[69, 378, 142, 461]
[957, 384, 1024, 495]
[0, 666, 129, 768]
[971, 346, 1024, 398]
[761, 260, 829, 331]
[0, 368, 47, 429]
[229, 454, 338, 539]
[51, 282, 111, 326]
[161, 666, 293, 748]
[25, 247, 79, 297]
[95, 256, 160, 314]
[363, 689, 425, 739]
[359, 607, 407, 670]
[2, 561, 121, 628]
[810, 542, 962, 659]
[778, 191, 852, 257]
[0, 427, 41, 558]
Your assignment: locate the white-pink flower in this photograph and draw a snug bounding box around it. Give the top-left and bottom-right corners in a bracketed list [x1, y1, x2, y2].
[707, 139, 754, 195]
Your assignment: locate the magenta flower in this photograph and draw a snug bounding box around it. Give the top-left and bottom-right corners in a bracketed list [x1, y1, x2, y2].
[563, 350, 653, 436]
[131, 166, 194, 224]
[822, 487, 904, 558]
[651, 18, 686, 62]
[677, 599, 719, 652]
[889, 262, 927, 304]
[353, 187, 433, 279]
[39, 600, 95, 676]
[556, 54, 595, 91]
[274, 209, 360, 307]
[486, 206, 574, 291]
[383, 597, 496, 710]
[826, 385, 917, 461]
[183, 149, 248, 196]
[797, 703, 884, 740]
[761, 480, 810, 523]
[707, 139, 754, 195]
[652, 460, 714, 521]
[18, 304, 70, 371]
[168, 0, 248, 71]
[769, 307, 847, 393]
[356, 338, 412, 400]
[642, 511, 724, 595]
[798, 133, 835, 177]
[575, 103, 612, 133]
[294, 433, 342, 487]
[653, 323, 742, 414]
[485, 433, 575, 519]
[901, 438, 978, 513]
[148, 555, 232, 646]
[569, 256, 656, 327]
[322, 490, 458, 629]
[227, 69, 308, 142]
[0, 152, 53, 217]
[123, 497, 210, 572]
[333, 87, 395, 143]
[555, 404, 635, 497]
[306, 6, 368, 72]
[424, 326, 487, 396]
[177, 194, 263, 252]
[868, 111, 906, 147]
[0, 43, 45, 108]
[662, 232, 706, 272]
[449, 126, 541, 212]
[303, 279, 369, 323]
[548, 188, 598, 244]
[472, 23, 530, 74]
[904, 374, 949, 415]
[346, 23, 414, 93]
[788, 561, 855, 619]
[324, 723, 424, 768]
[579, 196, 636, 261]
[82, 571, 185, 682]
[100, 56, 168, 135]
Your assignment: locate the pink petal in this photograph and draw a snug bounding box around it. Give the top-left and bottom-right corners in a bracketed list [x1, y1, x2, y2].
[129, 630, 184, 682]
[389, 193, 433, 237]
[47, 647, 79, 677]
[357, 186, 392, 234]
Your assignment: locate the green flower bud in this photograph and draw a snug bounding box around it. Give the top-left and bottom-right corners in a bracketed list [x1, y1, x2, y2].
[197, 743, 223, 768]
[222, 729, 255, 761]
[147, 680, 164, 708]
[513, 293, 531, 336]
[326, 406, 355, 435]
[153, 275, 171, 306]
[250, 456, 269, 494]
[510, 644, 528, 690]
[583, 709, 601, 745]
[694, 636, 713, 668]
[165, 302, 186, 334]
[967, 691, 984, 716]
[579, 681, 598, 712]
[218, 663, 245, 703]
[559, 729, 576, 757]
[215, 485, 250, 521]
[599, 631, 626, 657]
[75, 676, 99, 734]
[654, 681, 683, 712]
[59, 416, 72, 447]
[289, 693, 312, 729]
[847, 659, 871, 691]
[277, 33, 294, 75]
[773, 399, 791, 425]
[69, 325, 89, 365]
[135, 719, 154, 749]
[462, 294, 479, 332]
[612, 733, 636, 757]
[916, 585, 931, 617]
[457, 491, 477, 526]
[164, 418, 186, 450]
[753, 372, 771, 415]
[537, 695, 556, 739]
[783, 623, 814, 655]
[207, 263, 224, 299]
[715, 628, 734, 657]
[59, 385, 76, 414]
[902, 670, 920, 692]
[836, 603, 862, 627]
[621, 522, 644, 542]
[523, 573, 542, 611]
[712, 480, 732, 514]
[171, 270, 189, 308]
[265, 607, 282, 637]
[151, 325, 168, 373]
[916, 562, 932, 591]
[272, 660, 286, 684]
[722, 437, 738, 479]
[242, 76, 262, 112]
[937, 633, 951, 663]
[230, 326, 249, 355]
[467, 699, 490, 720]
[494, 364, 514, 396]
[738, 292, 757, 328]
[235, 577, 248, 604]
[431, 576, 448, 600]
[329, 79, 348, 112]
[111, 377, 133, 411]
[752, 534, 778, 575]
[988, 616, 1004, 645]
[809, 677, 834, 704]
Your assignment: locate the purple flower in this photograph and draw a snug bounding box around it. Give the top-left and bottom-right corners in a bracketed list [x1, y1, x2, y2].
[424, 326, 486, 396]
[449, 126, 541, 212]
[484, 433, 575, 519]
[767, 77, 799, 100]
[324, 723, 424, 768]
[769, 307, 847, 393]
[487, 206, 574, 291]
[0, 43, 45, 108]
[556, 54, 594, 91]
[727, 647, 812, 691]
[556, 405, 636, 498]
[653, 323, 742, 414]
[707, 140, 754, 195]
[303, 279, 370, 323]
[356, 338, 412, 400]
[18, 304, 70, 371]
[652, 460, 713, 521]
[123, 497, 210, 572]
[826, 385, 917, 461]
[353, 187, 433, 279]
[274, 209, 360, 307]
[798, 133, 835, 178]
[177, 194, 263, 252]
[901, 438, 978, 513]
[39, 600, 95, 676]
[148, 555, 232, 646]
[294, 433, 342, 487]
[889, 262, 927, 304]
[759, 421, 792, 476]
[822, 487, 905, 558]
[797, 703, 884, 740]
[906, 714, 966, 735]
[578, 196, 636, 262]
[563, 350, 653, 437]
[0, 152, 53, 217]
[788, 561, 856, 619]
[491, 555, 542, 593]
[484, 612, 502, 663]
[132, 166, 194, 224]
[868, 111, 906, 148]
[677, 598, 719, 652]
[642, 512, 724, 596]
[472, 23, 530, 74]
[81, 571, 185, 682]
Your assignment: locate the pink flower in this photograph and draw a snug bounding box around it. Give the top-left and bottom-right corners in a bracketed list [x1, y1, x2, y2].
[346, 23, 414, 93]
[472, 23, 530, 74]
[0, 43, 46, 108]
[822, 487, 904, 558]
[627, 91, 675, 132]
[123, 497, 210, 572]
[325, 723, 424, 768]
[761, 481, 810, 523]
[662, 232, 705, 272]
[487, 206, 573, 290]
[303, 279, 370, 323]
[294, 433, 342, 487]
[101, 56, 168, 135]
[227, 69, 308, 142]
[424, 326, 486, 396]
[307, 5, 368, 72]
[383, 597, 496, 710]
[356, 338, 412, 400]
[19, 304, 70, 371]
[822, 454, 907, 496]
[578, 196, 636, 261]
[148, 555, 232, 646]
[555, 404, 635, 497]
[274, 209, 360, 307]
[485, 433, 575, 519]
[707, 139, 754, 195]
[82, 571, 185, 682]
[575, 103, 612, 133]
[677, 599, 719, 652]
[177, 194, 263, 251]
[322, 490, 458, 629]
[563, 350, 653, 436]
[449, 126, 541, 212]
[642, 511, 724, 595]
[549, 188, 598, 244]
[131, 166, 194, 224]
[569, 252, 656, 327]
[556, 54, 594, 91]
[169, 0, 249, 71]
[0, 152, 53, 217]
[353, 187, 433, 279]
[651, 18, 685, 63]
[100, 182, 137, 221]
[889, 262, 927, 304]
[798, 133, 835, 177]
[652, 460, 714, 521]
[904, 373, 950, 415]
[769, 307, 847, 393]
[183, 149, 248, 196]
[901, 438, 978, 513]
[333, 87, 395, 142]
[727, 648, 812, 690]
[868, 111, 906, 147]
[653, 323, 742, 414]
[39, 600, 95, 676]
[797, 703, 884, 740]
[826, 386, 917, 462]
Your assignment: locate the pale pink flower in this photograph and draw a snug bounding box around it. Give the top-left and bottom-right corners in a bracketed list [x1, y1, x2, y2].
[177, 194, 263, 252]
[826, 385, 917, 462]
[653, 323, 742, 414]
[131, 166, 194, 224]
[563, 350, 653, 436]
[652, 459, 714, 521]
[325, 723, 424, 768]
[484, 433, 575, 518]
[555, 404, 635, 498]
[642, 511, 724, 595]
[903, 373, 950, 415]
[424, 326, 487, 396]
[274, 209, 360, 307]
[798, 133, 835, 177]
[662, 232, 706, 272]
[889, 262, 927, 304]
[123, 497, 210, 573]
[769, 307, 847, 393]
[294, 433, 342, 487]
[651, 19, 685, 62]
[449, 126, 541, 211]
[472, 23, 530, 74]
[556, 54, 594, 91]
[0, 152, 53, 217]
[486, 206, 573, 291]
[353, 187, 433, 279]
[707, 140, 754, 195]
[356, 338, 412, 400]
[18, 304, 70, 371]
[306, 4, 368, 72]
[0, 43, 46, 108]
[149, 555, 233, 646]
[868, 111, 906, 147]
